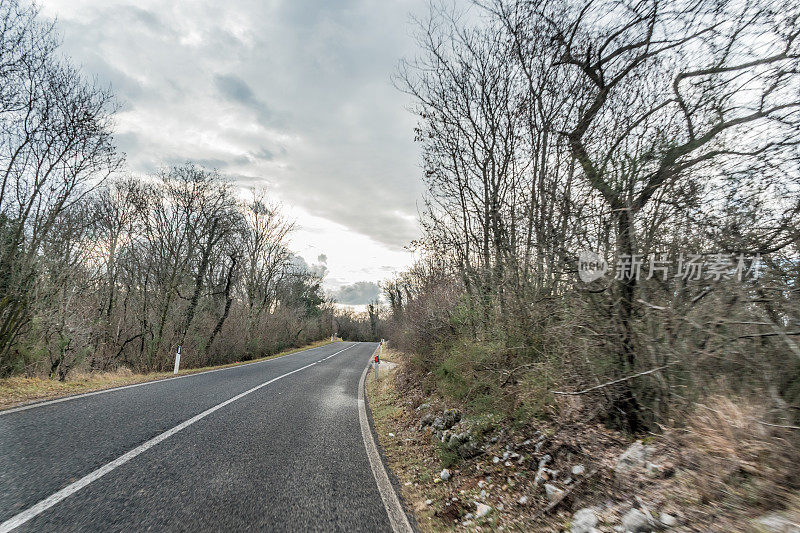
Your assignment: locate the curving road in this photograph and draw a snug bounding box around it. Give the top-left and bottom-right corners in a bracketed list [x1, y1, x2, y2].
[0, 341, 397, 532]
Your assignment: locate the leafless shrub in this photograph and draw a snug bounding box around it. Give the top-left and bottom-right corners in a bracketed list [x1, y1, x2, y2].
[679, 395, 800, 509]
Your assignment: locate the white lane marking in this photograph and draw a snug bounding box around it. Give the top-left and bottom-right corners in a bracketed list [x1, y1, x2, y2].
[0, 342, 346, 416]
[357, 349, 414, 533]
[0, 343, 357, 533]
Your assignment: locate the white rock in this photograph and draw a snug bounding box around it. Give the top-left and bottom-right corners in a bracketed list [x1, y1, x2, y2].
[615, 441, 649, 476]
[572, 464, 586, 476]
[645, 461, 664, 476]
[475, 502, 492, 519]
[425, 499, 433, 505]
[502, 451, 511, 460]
[621, 508, 651, 533]
[660, 513, 678, 527]
[755, 513, 800, 533]
[478, 480, 486, 488]
[571, 508, 598, 533]
[543, 483, 564, 502]
[504, 461, 513, 467]
[493, 456, 501, 464]
[480, 490, 487, 498]
[440, 469, 451, 481]
[388, 432, 395, 437]
[518, 496, 529, 505]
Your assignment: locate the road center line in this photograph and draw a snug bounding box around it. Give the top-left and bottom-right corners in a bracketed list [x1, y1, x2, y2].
[0, 343, 356, 533]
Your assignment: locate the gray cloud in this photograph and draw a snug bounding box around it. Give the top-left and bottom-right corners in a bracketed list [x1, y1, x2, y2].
[289, 254, 328, 279]
[41, 0, 428, 252]
[214, 74, 255, 104]
[214, 74, 273, 126]
[329, 281, 381, 305]
[251, 146, 281, 161]
[122, 6, 171, 36]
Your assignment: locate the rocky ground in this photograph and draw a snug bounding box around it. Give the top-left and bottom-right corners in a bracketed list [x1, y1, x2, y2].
[366, 349, 800, 533]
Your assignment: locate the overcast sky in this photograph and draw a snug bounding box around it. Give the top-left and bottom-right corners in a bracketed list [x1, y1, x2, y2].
[39, 0, 431, 301]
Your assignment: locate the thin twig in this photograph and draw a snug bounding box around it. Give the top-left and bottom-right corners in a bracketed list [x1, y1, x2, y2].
[500, 362, 542, 386]
[755, 420, 800, 431]
[737, 331, 800, 339]
[637, 298, 666, 310]
[552, 363, 676, 396]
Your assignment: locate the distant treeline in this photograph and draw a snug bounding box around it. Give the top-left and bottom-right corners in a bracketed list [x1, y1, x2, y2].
[0, 1, 334, 378]
[335, 302, 385, 343]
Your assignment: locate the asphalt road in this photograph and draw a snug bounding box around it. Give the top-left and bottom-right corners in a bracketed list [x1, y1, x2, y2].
[0, 341, 394, 532]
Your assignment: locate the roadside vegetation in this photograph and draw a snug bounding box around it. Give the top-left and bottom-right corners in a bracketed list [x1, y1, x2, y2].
[0, 1, 360, 383]
[0, 338, 337, 410]
[334, 301, 386, 342]
[375, 0, 800, 530]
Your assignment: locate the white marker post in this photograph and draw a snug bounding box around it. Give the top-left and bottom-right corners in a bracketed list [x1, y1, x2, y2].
[173, 345, 181, 374]
[373, 350, 380, 381]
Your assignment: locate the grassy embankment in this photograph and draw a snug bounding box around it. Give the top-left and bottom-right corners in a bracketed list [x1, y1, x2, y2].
[366, 347, 474, 532]
[0, 338, 340, 410]
[367, 347, 800, 532]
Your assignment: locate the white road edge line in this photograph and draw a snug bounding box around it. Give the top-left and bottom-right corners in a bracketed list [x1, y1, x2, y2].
[1, 342, 346, 416]
[358, 349, 414, 533]
[0, 343, 356, 533]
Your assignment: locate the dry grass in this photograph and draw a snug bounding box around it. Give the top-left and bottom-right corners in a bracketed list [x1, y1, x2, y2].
[678, 395, 800, 514]
[377, 346, 402, 364]
[366, 349, 607, 532]
[0, 338, 337, 410]
[366, 356, 451, 532]
[368, 349, 800, 532]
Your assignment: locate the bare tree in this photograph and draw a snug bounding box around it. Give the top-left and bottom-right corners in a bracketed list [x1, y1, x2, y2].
[0, 0, 121, 374]
[391, 0, 800, 431]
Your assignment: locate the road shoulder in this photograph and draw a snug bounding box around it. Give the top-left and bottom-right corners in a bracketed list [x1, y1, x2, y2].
[359, 347, 416, 533]
[0, 339, 337, 413]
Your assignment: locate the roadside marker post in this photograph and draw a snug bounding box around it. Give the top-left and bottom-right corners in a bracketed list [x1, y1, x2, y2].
[374, 350, 380, 381]
[173, 345, 181, 374]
